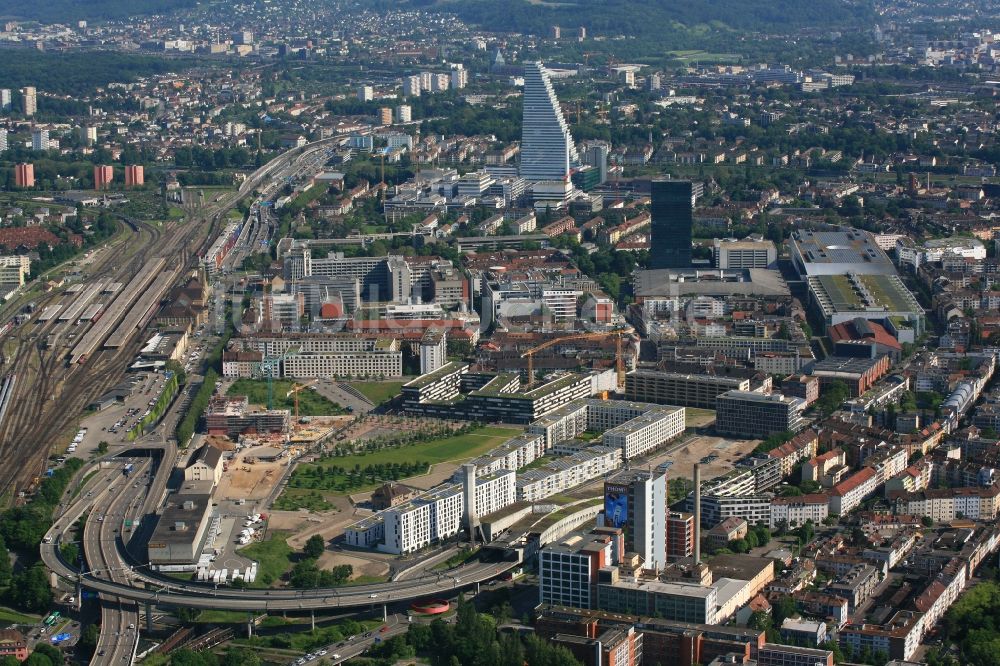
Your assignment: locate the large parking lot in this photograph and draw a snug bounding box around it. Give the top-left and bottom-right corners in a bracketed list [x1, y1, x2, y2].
[68, 371, 174, 458]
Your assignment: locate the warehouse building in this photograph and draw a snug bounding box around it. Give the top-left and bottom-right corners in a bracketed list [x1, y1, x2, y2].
[147, 484, 214, 565]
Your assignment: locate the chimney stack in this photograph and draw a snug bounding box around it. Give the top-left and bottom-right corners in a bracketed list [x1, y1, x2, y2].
[693, 463, 701, 564]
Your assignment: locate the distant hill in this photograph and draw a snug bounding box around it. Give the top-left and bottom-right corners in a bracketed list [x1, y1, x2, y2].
[403, 0, 874, 36]
[0, 0, 197, 23]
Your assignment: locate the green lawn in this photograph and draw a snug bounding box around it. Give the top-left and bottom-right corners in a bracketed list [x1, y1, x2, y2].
[323, 425, 521, 469]
[228, 379, 347, 416]
[278, 425, 521, 502]
[685, 408, 717, 427]
[272, 488, 334, 512]
[238, 532, 294, 587]
[195, 609, 256, 623]
[0, 606, 40, 625]
[345, 381, 405, 406]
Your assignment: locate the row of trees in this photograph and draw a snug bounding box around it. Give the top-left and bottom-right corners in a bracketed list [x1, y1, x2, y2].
[364, 597, 582, 666]
[0, 457, 85, 613]
[288, 461, 430, 493]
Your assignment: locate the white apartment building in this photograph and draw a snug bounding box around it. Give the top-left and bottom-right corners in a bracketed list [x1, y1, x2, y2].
[358, 85, 374, 101]
[529, 401, 589, 448]
[384, 486, 463, 554]
[829, 467, 879, 516]
[281, 350, 402, 379]
[451, 68, 469, 89]
[419, 330, 447, 375]
[351, 470, 517, 554]
[0, 255, 30, 289]
[895, 485, 1000, 522]
[770, 493, 829, 528]
[517, 446, 622, 502]
[431, 73, 449, 92]
[396, 105, 412, 122]
[602, 407, 685, 459]
[473, 470, 517, 518]
[466, 433, 547, 476]
[403, 76, 421, 97]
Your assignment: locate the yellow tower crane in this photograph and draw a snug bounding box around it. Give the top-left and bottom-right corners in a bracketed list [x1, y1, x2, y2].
[520, 330, 628, 391]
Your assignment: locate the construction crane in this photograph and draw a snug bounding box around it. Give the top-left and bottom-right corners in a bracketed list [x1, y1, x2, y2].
[520, 330, 629, 391]
[286, 379, 318, 420]
[253, 347, 298, 410]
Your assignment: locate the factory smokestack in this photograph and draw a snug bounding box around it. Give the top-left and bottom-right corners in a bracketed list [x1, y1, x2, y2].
[693, 463, 701, 564]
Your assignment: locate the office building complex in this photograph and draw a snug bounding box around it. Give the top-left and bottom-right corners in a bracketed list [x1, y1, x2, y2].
[650, 179, 700, 269]
[604, 469, 668, 569]
[520, 62, 579, 183]
[540, 530, 622, 609]
[402, 363, 602, 424]
[715, 391, 807, 439]
[625, 370, 750, 409]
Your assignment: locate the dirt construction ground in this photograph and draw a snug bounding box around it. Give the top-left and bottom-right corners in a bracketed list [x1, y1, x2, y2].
[268, 506, 392, 581]
[646, 434, 763, 481]
[215, 451, 291, 502]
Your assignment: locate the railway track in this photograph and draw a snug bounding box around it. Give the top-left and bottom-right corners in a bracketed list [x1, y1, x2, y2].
[0, 212, 210, 498]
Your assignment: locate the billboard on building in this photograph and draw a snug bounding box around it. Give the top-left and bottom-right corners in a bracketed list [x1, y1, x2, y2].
[604, 486, 628, 528]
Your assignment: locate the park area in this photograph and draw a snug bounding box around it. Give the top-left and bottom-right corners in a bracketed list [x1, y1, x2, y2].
[344, 380, 404, 405]
[285, 424, 520, 496]
[228, 378, 348, 415]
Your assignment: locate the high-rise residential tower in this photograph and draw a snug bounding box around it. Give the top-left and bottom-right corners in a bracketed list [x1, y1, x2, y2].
[604, 468, 667, 570]
[519, 62, 580, 183]
[22, 87, 36, 116]
[650, 178, 699, 269]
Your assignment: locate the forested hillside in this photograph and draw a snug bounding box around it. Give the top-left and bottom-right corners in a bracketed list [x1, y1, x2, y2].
[0, 0, 196, 22]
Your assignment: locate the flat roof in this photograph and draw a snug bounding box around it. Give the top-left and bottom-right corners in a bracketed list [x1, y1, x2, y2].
[809, 273, 922, 315]
[791, 229, 893, 268]
[634, 268, 789, 298]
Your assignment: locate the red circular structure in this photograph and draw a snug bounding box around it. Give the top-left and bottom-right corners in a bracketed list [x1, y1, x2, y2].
[410, 599, 450, 615]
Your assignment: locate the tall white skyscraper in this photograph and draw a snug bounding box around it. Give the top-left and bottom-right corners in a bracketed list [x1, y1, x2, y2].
[0, 129, 7, 152]
[0, 89, 11, 111]
[519, 62, 579, 183]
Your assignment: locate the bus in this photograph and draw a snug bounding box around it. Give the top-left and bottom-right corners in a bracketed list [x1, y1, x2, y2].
[43, 611, 60, 627]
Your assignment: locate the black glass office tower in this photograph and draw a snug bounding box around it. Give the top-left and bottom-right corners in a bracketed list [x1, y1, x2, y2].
[650, 179, 694, 269]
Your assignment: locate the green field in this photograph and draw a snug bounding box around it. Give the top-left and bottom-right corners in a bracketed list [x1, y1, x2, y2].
[685, 408, 717, 427]
[238, 532, 294, 587]
[277, 426, 521, 503]
[0, 606, 40, 625]
[228, 379, 347, 416]
[324, 426, 521, 469]
[667, 49, 741, 63]
[272, 488, 334, 512]
[345, 381, 405, 406]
